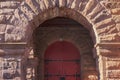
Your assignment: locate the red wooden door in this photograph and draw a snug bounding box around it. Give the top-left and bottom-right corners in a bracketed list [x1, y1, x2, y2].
[44, 41, 80, 80]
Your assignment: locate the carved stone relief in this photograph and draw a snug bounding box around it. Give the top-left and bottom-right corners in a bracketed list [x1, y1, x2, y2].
[26, 67, 35, 80]
[0, 56, 21, 80]
[105, 57, 120, 79]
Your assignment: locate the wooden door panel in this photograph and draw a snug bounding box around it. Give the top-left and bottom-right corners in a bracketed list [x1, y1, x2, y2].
[44, 41, 80, 80]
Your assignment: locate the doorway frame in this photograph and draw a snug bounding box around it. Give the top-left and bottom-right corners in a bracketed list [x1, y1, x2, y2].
[32, 18, 98, 80]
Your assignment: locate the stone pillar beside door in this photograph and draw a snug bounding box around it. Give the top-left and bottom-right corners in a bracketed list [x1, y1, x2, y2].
[22, 48, 38, 80]
[95, 43, 120, 80]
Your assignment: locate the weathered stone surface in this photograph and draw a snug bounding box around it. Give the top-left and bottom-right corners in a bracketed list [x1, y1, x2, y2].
[111, 8, 120, 15]
[70, 0, 82, 9]
[100, 0, 120, 9]
[82, 0, 97, 15]
[0, 56, 22, 80]
[0, 24, 6, 32]
[100, 33, 120, 42]
[87, 4, 104, 19]
[82, 71, 98, 80]
[0, 32, 4, 42]
[100, 0, 120, 16]
[14, 9, 29, 25]
[0, 15, 12, 24]
[95, 18, 115, 29]
[5, 25, 26, 42]
[92, 12, 111, 24]
[0, 9, 14, 15]
[116, 24, 120, 31]
[9, 15, 20, 25]
[66, 0, 74, 8]
[43, 0, 52, 8]
[106, 61, 120, 69]
[59, 0, 67, 7]
[26, 0, 41, 14]
[106, 70, 120, 78]
[19, 2, 35, 20]
[112, 15, 120, 23]
[97, 24, 116, 35]
[105, 57, 120, 79]
[0, 1, 20, 8]
[0, 15, 6, 23]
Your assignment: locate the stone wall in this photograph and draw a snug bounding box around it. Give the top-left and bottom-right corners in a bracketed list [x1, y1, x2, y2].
[0, 0, 120, 80]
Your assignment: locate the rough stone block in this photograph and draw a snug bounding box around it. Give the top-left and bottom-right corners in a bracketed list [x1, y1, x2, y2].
[0, 24, 6, 32]
[59, 0, 67, 7]
[82, 0, 97, 15]
[0, 9, 14, 15]
[113, 15, 120, 23]
[111, 8, 120, 15]
[0, 1, 20, 8]
[20, 2, 35, 20]
[116, 23, 120, 31]
[26, 0, 41, 15]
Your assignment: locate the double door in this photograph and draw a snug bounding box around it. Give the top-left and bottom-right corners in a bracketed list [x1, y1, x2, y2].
[44, 41, 81, 80]
[44, 59, 80, 80]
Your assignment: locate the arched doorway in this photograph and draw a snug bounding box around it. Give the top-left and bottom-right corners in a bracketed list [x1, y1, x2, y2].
[44, 41, 80, 80]
[33, 17, 98, 80]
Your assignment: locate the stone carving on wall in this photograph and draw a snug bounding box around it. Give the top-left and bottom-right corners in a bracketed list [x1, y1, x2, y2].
[106, 61, 120, 69]
[26, 67, 35, 80]
[105, 57, 120, 79]
[106, 70, 120, 78]
[0, 57, 21, 80]
[25, 49, 35, 80]
[25, 58, 37, 80]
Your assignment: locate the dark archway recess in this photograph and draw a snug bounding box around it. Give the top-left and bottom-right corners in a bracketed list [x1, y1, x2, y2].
[33, 17, 98, 80]
[44, 41, 81, 80]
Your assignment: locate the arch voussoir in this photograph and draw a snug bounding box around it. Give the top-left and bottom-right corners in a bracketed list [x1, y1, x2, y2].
[86, 4, 104, 19]
[8, 0, 116, 43]
[25, 0, 41, 15]
[19, 2, 35, 21]
[70, 0, 82, 10]
[82, 0, 97, 15]
[95, 18, 115, 30]
[97, 24, 116, 35]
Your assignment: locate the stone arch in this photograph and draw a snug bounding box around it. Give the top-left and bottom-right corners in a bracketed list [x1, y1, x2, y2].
[5, 0, 118, 44]
[32, 17, 98, 80]
[32, 17, 94, 56]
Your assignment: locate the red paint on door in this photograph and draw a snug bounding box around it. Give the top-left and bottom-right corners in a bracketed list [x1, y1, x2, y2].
[44, 41, 80, 80]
